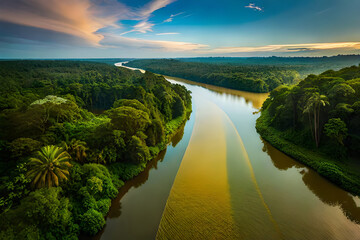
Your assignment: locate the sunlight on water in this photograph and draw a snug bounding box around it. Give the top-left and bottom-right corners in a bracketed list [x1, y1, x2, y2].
[221, 110, 283, 239]
[156, 99, 240, 239]
[165, 76, 269, 109]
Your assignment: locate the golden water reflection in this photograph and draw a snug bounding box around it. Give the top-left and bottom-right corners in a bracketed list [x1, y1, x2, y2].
[157, 100, 240, 239]
[165, 76, 269, 109]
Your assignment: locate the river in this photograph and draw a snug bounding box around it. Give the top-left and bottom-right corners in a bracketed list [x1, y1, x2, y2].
[93, 63, 360, 239]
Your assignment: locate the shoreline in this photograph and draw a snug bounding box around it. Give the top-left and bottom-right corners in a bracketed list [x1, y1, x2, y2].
[256, 109, 360, 197]
[82, 63, 193, 238]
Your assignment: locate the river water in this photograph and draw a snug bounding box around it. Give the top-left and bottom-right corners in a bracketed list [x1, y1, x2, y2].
[94, 64, 360, 239]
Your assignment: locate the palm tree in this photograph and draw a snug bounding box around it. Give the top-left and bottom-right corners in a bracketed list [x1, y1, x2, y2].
[303, 92, 329, 147]
[27, 145, 72, 188]
[61, 139, 88, 163]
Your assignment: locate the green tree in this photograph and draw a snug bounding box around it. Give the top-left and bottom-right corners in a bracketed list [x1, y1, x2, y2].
[324, 118, 348, 145]
[0, 163, 30, 212]
[287, 86, 302, 128]
[303, 92, 329, 147]
[127, 136, 150, 164]
[172, 95, 185, 118]
[27, 146, 72, 188]
[0, 187, 78, 239]
[62, 139, 88, 163]
[329, 83, 355, 102]
[107, 106, 151, 137]
[8, 138, 42, 159]
[79, 209, 105, 235]
[113, 99, 149, 114]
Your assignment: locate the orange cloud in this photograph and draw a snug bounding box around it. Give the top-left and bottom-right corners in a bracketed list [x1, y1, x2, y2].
[0, 0, 130, 45]
[102, 34, 208, 52]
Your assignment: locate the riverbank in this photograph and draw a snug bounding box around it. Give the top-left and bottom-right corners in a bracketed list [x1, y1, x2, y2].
[256, 109, 360, 196]
[107, 105, 192, 192]
[124, 59, 300, 93]
[79, 105, 192, 239]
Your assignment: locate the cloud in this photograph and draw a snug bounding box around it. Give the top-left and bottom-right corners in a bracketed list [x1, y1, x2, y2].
[121, 21, 155, 35]
[198, 42, 360, 54]
[163, 12, 184, 23]
[102, 34, 208, 52]
[0, 0, 178, 44]
[122, 0, 177, 35]
[140, 0, 176, 18]
[156, 32, 180, 35]
[0, 0, 133, 45]
[163, 18, 173, 23]
[245, 3, 263, 11]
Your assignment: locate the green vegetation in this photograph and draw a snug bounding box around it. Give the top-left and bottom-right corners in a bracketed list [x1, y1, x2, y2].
[256, 64, 360, 195]
[125, 59, 300, 93]
[177, 55, 360, 77]
[0, 60, 191, 239]
[27, 145, 72, 188]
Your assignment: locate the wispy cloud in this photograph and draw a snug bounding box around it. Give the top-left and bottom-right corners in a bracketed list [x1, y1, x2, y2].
[245, 3, 263, 11]
[122, 0, 177, 35]
[316, 8, 331, 15]
[156, 32, 180, 35]
[102, 34, 208, 52]
[140, 0, 176, 18]
[121, 21, 155, 35]
[0, 0, 132, 45]
[163, 18, 173, 23]
[163, 12, 184, 23]
[0, 0, 177, 43]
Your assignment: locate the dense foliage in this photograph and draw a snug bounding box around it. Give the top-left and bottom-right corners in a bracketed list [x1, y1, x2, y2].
[178, 55, 360, 77]
[257, 64, 360, 195]
[125, 59, 300, 93]
[0, 60, 191, 239]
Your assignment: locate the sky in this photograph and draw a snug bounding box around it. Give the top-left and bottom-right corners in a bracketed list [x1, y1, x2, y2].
[0, 0, 360, 58]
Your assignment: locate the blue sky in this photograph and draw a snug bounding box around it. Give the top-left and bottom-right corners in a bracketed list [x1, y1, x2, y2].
[0, 0, 360, 58]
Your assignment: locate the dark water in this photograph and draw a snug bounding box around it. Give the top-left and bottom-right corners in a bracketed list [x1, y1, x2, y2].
[97, 66, 360, 239]
[93, 116, 195, 240]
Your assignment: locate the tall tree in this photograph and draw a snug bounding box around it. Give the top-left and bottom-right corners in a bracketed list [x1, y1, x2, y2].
[288, 86, 301, 128]
[324, 118, 348, 146]
[27, 145, 72, 188]
[62, 139, 88, 163]
[303, 92, 329, 147]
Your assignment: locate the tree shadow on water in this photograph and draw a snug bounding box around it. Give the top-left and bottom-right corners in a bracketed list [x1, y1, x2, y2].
[107, 149, 167, 218]
[261, 138, 360, 224]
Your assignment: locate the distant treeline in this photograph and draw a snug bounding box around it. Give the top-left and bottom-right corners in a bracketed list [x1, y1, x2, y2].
[177, 55, 360, 76]
[126, 59, 300, 93]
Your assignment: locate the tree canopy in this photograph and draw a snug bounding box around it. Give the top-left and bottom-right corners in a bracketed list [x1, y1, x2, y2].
[0, 60, 192, 239]
[125, 59, 301, 93]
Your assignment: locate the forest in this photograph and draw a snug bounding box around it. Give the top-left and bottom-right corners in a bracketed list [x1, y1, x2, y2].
[125, 59, 301, 93]
[0, 60, 191, 239]
[178, 55, 360, 77]
[256, 64, 360, 195]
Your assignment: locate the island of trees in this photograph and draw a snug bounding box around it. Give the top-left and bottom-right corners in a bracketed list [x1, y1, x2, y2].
[256, 64, 360, 195]
[125, 59, 301, 93]
[0, 60, 191, 239]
